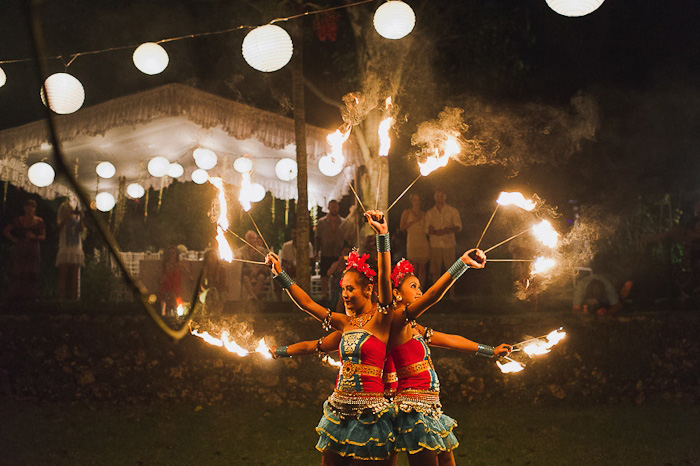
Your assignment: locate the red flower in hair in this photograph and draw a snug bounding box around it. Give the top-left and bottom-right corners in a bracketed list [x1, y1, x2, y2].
[391, 259, 415, 288]
[345, 250, 376, 282]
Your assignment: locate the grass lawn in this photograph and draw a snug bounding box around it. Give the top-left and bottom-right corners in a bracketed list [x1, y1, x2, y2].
[2, 400, 699, 465]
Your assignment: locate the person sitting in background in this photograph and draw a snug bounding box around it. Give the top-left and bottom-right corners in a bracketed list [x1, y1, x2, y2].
[573, 268, 633, 316]
[280, 228, 314, 279]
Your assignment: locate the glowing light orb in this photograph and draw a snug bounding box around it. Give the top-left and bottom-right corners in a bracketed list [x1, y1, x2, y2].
[318, 155, 344, 177]
[373, 1, 416, 40]
[126, 183, 145, 199]
[275, 158, 298, 181]
[27, 162, 55, 187]
[96, 161, 116, 179]
[545, 0, 604, 17]
[95, 192, 116, 212]
[191, 168, 209, 184]
[40, 73, 85, 114]
[167, 162, 184, 178]
[242, 25, 294, 72]
[147, 157, 170, 177]
[249, 183, 266, 203]
[193, 148, 218, 170]
[0, 67, 6, 88]
[233, 156, 253, 174]
[132, 42, 169, 75]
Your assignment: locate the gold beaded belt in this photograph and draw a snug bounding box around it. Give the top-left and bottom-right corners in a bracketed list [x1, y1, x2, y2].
[394, 390, 443, 420]
[341, 360, 383, 378]
[383, 371, 398, 383]
[396, 359, 434, 378]
[328, 390, 392, 419]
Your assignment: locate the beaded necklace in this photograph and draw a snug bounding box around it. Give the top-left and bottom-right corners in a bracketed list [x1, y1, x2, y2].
[349, 311, 375, 328]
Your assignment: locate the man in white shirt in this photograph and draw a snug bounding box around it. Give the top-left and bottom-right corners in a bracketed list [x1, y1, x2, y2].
[424, 190, 462, 287]
[280, 228, 314, 278]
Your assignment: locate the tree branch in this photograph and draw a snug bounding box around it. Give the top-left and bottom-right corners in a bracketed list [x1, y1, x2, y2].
[304, 78, 343, 109]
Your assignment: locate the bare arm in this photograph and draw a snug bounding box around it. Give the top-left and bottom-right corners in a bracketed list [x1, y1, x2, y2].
[416, 324, 511, 357]
[270, 331, 342, 358]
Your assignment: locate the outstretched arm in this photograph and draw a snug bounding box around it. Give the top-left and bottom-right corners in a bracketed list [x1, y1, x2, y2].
[270, 331, 342, 358]
[405, 249, 486, 321]
[416, 324, 511, 357]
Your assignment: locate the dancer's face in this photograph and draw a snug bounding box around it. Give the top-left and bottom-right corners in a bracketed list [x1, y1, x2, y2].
[398, 275, 422, 304]
[341, 271, 371, 313]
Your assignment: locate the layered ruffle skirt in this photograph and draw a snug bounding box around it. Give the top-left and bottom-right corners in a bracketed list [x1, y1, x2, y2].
[393, 410, 459, 454]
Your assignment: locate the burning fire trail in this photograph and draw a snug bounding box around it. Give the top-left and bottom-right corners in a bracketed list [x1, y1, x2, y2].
[378, 97, 394, 158]
[531, 220, 559, 248]
[321, 353, 342, 368]
[239, 172, 253, 213]
[255, 337, 273, 359]
[418, 136, 460, 176]
[496, 356, 526, 373]
[516, 328, 567, 357]
[531, 256, 556, 275]
[190, 328, 249, 357]
[496, 192, 537, 211]
[327, 126, 351, 165]
[208, 177, 234, 262]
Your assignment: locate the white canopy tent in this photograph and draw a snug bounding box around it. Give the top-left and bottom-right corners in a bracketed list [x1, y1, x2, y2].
[0, 83, 360, 208]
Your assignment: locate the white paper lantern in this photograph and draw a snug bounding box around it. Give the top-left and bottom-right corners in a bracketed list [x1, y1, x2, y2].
[318, 155, 344, 177]
[545, 0, 604, 17]
[148, 157, 170, 177]
[275, 158, 297, 181]
[0, 67, 6, 88]
[27, 162, 55, 187]
[373, 1, 416, 40]
[126, 183, 145, 199]
[132, 42, 169, 75]
[242, 25, 294, 72]
[248, 183, 266, 203]
[233, 156, 253, 174]
[40, 73, 85, 114]
[193, 148, 218, 170]
[95, 192, 116, 212]
[191, 168, 209, 185]
[168, 162, 184, 178]
[96, 161, 116, 179]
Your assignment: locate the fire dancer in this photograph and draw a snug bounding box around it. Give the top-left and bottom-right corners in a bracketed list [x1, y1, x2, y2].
[266, 210, 395, 464]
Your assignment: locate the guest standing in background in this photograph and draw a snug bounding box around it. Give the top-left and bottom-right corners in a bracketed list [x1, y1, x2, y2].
[3, 199, 46, 301]
[424, 191, 462, 295]
[56, 200, 85, 301]
[400, 193, 430, 287]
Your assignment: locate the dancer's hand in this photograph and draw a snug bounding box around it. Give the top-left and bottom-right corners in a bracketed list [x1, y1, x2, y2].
[269, 345, 280, 359]
[494, 343, 512, 357]
[265, 252, 282, 274]
[364, 210, 388, 235]
[461, 249, 486, 268]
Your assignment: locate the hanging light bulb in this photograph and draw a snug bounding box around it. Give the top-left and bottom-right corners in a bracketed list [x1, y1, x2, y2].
[193, 148, 218, 170]
[132, 42, 169, 75]
[191, 168, 209, 185]
[275, 158, 297, 181]
[373, 1, 416, 40]
[126, 183, 145, 199]
[147, 157, 170, 177]
[0, 66, 6, 88]
[545, 0, 604, 17]
[27, 162, 55, 187]
[40, 73, 85, 114]
[248, 183, 266, 203]
[95, 192, 116, 212]
[318, 155, 344, 177]
[168, 162, 184, 178]
[242, 25, 294, 72]
[96, 161, 116, 179]
[233, 156, 253, 174]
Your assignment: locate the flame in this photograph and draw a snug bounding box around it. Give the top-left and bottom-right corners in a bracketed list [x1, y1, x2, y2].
[208, 177, 234, 262]
[496, 192, 536, 211]
[378, 98, 394, 157]
[327, 128, 351, 161]
[190, 328, 250, 357]
[496, 360, 525, 373]
[322, 354, 342, 368]
[546, 328, 566, 346]
[531, 256, 556, 275]
[176, 302, 186, 317]
[418, 136, 460, 176]
[531, 220, 559, 248]
[523, 340, 551, 356]
[238, 172, 253, 213]
[255, 337, 273, 359]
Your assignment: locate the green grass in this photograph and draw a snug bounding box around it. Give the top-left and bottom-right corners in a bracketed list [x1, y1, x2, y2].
[2, 400, 699, 465]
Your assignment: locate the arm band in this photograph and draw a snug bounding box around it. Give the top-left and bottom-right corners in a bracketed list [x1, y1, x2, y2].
[376, 233, 391, 253]
[476, 344, 495, 358]
[275, 346, 291, 358]
[447, 259, 469, 279]
[273, 271, 295, 289]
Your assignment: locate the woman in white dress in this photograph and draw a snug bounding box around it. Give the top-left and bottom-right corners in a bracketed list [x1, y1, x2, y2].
[56, 201, 85, 301]
[399, 194, 429, 287]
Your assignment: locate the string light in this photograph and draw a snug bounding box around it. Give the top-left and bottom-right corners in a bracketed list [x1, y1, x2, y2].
[132, 42, 169, 75]
[27, 162, 55, 187]
[40, 73, 85, 114]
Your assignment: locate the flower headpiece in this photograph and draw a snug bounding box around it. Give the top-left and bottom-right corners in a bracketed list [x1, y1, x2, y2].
[345, 250, 376, 282]
[391, 259, 415, 288]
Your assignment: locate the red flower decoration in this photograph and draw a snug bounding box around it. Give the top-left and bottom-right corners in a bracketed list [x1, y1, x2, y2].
[391, 259, 415, 288]
[345, 250, 376, 282]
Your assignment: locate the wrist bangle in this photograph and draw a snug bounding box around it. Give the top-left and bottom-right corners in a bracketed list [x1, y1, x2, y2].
[274, 271, 295, 289]
[476, 344, 495, 358]
[275, 346, 291, 358]
[376, 233, 390, 253]
[322, 308, 333, 332]
[448, 259, 469, 279]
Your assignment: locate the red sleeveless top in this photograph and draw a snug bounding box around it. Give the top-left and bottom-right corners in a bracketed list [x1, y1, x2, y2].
[390, 334, 440, 392]
[335, 329, 387, 394]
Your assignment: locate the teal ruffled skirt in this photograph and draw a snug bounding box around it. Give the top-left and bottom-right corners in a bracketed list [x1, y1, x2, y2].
[394, 410, 459, 454]
[315, 400, 397, 460]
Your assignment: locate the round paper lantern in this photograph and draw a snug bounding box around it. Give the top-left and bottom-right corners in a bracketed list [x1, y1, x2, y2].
[545, 0, 604, 17]
[318, 155, 344, 177]
[275, 158, 297, 181]
[233, 156, 253, 174]
[373, 1, 416, 40]
[27, 162, 55, 187]
[95, 192, 116, 212]
[126, 183, 145, 199]
[193, 148, 218, 170]
[168, 162, 184, 178]
[40, 73, 85, 114]
[0, 67, 6, 88]
[191, 168, 209, 185]
[96, 161, 116, 179]
[132, 42, 169, 75]
[148, 157, 170, 177]
[242, 25, 294, 72]
[248, 183, 266, 203]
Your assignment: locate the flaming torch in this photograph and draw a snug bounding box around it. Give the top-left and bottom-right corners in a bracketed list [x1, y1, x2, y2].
[208, 177, 234, 262]
[531, 220, 559, 249]
[531, 256, 556, 276]
[476, 191, 538, 248]
[255, 337, 273, 359]
[496, 357, 526, 373]
[514, 328, 567, 357]
[321, 353, 343, 368]
[190, 328, 250, 357]
[375, 97, 394, 208]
